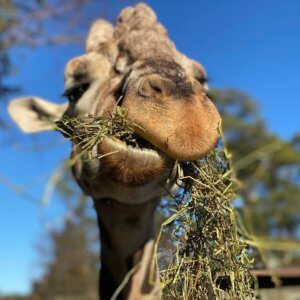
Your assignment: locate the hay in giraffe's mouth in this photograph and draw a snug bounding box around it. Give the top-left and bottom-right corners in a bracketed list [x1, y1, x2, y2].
[54, 106, 165, 160]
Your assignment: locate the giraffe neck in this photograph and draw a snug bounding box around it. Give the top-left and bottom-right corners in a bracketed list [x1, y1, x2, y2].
[93, 197, 161, 300]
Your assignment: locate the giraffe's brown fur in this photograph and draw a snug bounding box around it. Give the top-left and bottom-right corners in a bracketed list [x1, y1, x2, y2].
[8, 3, 220, 299]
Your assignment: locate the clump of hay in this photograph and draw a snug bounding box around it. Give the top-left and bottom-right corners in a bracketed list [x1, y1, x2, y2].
[56, 109, 254, 299]
[55, 107, 136, 157]
[157, 144, 254, 299]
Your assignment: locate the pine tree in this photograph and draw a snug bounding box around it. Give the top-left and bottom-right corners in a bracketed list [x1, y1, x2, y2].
[32, 193, 99, 300]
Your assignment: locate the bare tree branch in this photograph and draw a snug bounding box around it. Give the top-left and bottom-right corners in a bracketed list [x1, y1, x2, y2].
[1, 0, 91, 48]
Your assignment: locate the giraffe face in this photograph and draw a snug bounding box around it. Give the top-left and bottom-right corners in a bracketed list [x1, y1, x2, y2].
[62, 55, 175, 188]
[7, 55, 220, 193]
[61, 57, 220, 189]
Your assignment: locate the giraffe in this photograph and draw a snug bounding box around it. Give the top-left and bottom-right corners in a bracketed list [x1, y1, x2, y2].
[8, 4, 221, 300]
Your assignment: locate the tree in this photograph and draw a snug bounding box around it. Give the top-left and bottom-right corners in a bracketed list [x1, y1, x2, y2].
[0, 0, 95, 127]
[32, 172, 99, 300]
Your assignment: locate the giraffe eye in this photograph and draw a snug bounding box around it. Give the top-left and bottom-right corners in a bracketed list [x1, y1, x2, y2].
[196, 76, 208, 85]
[195, 76, 209, 91]
[64, 83, 89, 103]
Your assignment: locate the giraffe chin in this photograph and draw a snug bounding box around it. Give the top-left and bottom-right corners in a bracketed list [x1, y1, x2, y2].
[98, 137, 173, 186]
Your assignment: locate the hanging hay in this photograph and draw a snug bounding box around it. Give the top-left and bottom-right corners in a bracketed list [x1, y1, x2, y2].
[156, 142, 254, 299]
[55, 109, 254, 299]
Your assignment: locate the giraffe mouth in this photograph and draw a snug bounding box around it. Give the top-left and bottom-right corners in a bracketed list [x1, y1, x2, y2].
[118, 132, 161, 153]
[96, 132, 172, 186]
[99, 133, 164, 160]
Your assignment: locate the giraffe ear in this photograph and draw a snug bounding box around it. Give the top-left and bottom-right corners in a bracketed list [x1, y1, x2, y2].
[8, 97, 68, 133]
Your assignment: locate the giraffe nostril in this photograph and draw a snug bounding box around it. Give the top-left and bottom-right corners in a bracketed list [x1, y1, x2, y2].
[139, 74, 175, 97]
[149, 82, 162, 93]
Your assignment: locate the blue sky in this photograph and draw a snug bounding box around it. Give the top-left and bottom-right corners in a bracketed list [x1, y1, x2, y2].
[0, 0, 300, 294]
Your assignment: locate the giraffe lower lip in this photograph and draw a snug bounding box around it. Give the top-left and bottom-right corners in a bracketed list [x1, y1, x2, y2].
[97, 136, 172, 186]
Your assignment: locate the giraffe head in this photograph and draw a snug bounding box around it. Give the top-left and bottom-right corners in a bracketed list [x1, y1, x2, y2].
[8, 4, 220, 202]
